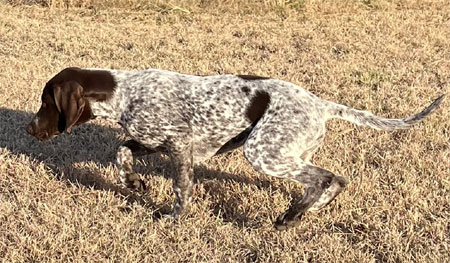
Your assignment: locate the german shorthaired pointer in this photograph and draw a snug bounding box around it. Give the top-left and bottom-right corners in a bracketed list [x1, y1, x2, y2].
[26, 67, 444, 230]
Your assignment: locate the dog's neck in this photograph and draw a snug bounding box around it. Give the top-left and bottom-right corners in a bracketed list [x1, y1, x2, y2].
[87, 91, 123, 122]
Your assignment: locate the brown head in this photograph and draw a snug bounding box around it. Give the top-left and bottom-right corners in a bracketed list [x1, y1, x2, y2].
[26, 67, 116, 141]
[26, 80, 93, 141]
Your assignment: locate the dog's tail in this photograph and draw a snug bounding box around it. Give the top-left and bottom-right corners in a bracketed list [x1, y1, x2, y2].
[323, 95, 445, 131]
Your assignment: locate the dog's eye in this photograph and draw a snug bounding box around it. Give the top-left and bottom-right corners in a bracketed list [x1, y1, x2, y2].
[42, 103, 47, 108]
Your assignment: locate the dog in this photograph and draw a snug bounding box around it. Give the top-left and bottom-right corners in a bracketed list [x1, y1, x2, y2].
[26, 67, 444, 230]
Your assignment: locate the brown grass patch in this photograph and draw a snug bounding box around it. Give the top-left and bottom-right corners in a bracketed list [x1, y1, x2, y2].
[0, 0, 449, 262]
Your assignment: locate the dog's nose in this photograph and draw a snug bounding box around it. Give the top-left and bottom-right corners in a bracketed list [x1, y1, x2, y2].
[26, 124, 35, 135]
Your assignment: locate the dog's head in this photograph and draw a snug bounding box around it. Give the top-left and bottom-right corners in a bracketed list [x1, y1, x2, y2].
[26, 81, 92, 141]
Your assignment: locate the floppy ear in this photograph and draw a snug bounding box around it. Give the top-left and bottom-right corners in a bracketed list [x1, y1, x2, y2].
[53, 81, 85, 133]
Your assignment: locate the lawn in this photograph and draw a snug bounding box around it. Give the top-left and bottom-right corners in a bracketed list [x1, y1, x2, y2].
[0, 0, 449, 262]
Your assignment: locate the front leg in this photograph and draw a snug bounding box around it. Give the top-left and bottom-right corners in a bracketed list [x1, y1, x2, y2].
[170, 145, 194, 219]
[116, 139, 159, 192]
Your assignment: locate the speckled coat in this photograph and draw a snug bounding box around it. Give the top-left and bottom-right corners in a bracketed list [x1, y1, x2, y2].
[26, 67, 444, 230]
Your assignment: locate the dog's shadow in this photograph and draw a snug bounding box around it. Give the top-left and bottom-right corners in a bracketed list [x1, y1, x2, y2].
[0, 107, 297, 227]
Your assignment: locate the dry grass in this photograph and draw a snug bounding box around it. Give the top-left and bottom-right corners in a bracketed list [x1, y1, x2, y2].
[0, 0, 449, 262]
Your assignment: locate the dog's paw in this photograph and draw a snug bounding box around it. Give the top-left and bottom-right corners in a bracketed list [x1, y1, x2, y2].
[121, 175, 147, 193]
[134, 178, 147, 192]
[274, 211, 303, 231]
[156, 210, 181, 223]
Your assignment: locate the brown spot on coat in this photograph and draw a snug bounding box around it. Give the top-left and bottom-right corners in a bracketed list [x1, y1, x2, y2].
[215, 125, 253, 155]
[237, 75, 270, 81]
[246, 90, 271, 123]
[241, 86, 250, 95]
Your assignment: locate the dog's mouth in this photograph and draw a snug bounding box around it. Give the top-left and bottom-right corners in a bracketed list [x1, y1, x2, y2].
[35, 131, 60, 141]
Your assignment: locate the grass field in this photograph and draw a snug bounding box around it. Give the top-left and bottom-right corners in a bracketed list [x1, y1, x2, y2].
[0, 0, 449, 262]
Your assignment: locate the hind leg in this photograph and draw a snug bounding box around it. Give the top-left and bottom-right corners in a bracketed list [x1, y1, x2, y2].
[245, 155, 347, 230]
[297, 133, 348, 212]
[273, 167, 348, 229]
[308, 174, 348, 212]
[300, 133, 325, 164]
[243, 120, 347, 230]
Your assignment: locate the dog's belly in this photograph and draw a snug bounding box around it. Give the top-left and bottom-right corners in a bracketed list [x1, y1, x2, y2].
[192, 118, 250, 163]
